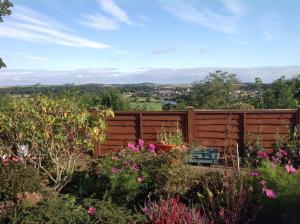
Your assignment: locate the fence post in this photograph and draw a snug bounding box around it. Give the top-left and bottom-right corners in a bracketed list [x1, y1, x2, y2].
[297, 107, 300, 127]
[139, 112, 144, 140]
[239, 112, 247, 156]
[186, 107, 195, 144]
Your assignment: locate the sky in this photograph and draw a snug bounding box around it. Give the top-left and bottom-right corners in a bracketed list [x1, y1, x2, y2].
[1, 0, 300, 85]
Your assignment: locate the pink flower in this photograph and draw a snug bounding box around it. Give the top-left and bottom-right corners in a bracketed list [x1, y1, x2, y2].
[250, 171, 259, 177]
[263, 187, 277, 199]
[11, 156, 19, 164]
[280, 149, 288, 157]
[132, 164, 140, 172]
[260, 180, 267, 186]
[285, 164, 297, 174]
[127, 143, 139, 152]
[2, 157, 10, 167]
[138, 139, 144, 148]
[149, 144, 156, 154]
[137, 176, 144, 183]
[111, 167, 120, 174]
[87, 207, 96, 215]
[257, 151, 269, 159]
[112, 156, 119, 161]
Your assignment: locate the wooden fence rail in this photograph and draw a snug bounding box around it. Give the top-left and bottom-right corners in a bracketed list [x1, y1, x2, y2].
[93, 108, 300, 158]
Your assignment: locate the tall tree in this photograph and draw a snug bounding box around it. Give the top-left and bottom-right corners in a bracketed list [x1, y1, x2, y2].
[0, 0, 13, 69]
[189, 70, 241, 109]
[253, 77, 265, 108]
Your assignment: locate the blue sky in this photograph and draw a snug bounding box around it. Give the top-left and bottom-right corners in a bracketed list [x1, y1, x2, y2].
[0, 0, 300, 85]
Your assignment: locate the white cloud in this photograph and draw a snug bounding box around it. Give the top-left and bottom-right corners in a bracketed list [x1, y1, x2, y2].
[98, 0, 132, 25]
[152, 47, 176, 55]
[0, 5, 111, 49]
[158, 0, 244, 33]
[79, 13, 118, 31]
[263, 31, 274, 40]
[24, 55, 50, 63]
[260, 12, 280, 40]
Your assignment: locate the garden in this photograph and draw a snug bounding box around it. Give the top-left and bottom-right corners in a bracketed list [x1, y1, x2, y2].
[0, 95, 299, 224]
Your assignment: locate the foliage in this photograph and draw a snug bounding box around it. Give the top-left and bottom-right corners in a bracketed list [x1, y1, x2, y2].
[142, 196, 207, 224]
[185, 172, 262, 224]
[157, 122, 184, 146]
[256, 161, 300, 224]
[8, 194, 89, 224]
[285, 125, 300, 165]
[0, 158, 43, 200]
[0, 0, 13, 69]
[0, 96, 113, 191]
[97, 141, 194, 205]
[189, 70, 241, 109]
[82, 198, 146, 224]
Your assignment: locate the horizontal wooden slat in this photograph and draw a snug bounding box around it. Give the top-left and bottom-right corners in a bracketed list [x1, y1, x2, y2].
[143, 115, 184, 121]
[195, 131, 239, 139]
[143, 120, 184, 126]
[246, 118, 292, 125]
[143, 126, 186, 134]
[247, 114, 295, 119]
[246, 125, 290, 134]
[107, 115, 137, 121]
[107, 120, 136, 126]
[106, 134, 138, 140]
[195, 119, 239, 125]
[195, 114, 239, 119]
[196, 125, 239, 132]
[107, 126, 137, 134]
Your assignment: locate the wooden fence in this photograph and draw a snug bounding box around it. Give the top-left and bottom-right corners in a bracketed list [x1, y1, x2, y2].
[93, 108, 300, 158]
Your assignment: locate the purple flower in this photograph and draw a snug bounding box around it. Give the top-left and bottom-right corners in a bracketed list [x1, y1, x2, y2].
[250, 171, 259, 177]
[87, 207, 96, 215]
[260, 180, 267, 186]
[257, 151, 269, 159]
[263, 187, 277, 199]
[11, 156, 20, 164]
[280, 149, 288, 157]
[2, 157, 10, 167]
[111, 167, 120, 174]
[149, 144, 156, 154]
[132, 164, 140, 172]
[285, 164, 297, 174]
[137, 176, 144, 183]
[138, 139, 144, 148]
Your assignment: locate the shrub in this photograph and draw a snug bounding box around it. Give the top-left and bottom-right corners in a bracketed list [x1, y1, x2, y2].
[82, 198, 146, 224]
[185, 172, 262, 224]
[256, 160, 300, 224]
[10, 194, 89, 224]
[97, 140, 195, 205]
[142, 196, 207, 224]
[0, 157, 43, 200]
[0, 96, 113, 191]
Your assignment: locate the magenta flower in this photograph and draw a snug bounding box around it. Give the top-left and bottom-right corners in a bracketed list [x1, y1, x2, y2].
[111, 167, 120, 174]
[11, 156, 20, 164]
[127, 143, 139, 152]
[132, 164, 140, 172]
[250, 171, 259, 177]
[87, 207, 96, 215]
[137, 176, 144, 183]
[138, 139, 144, 148]
[263, 187, 277, 199]
[280, 149, 288, 157]
[285, 164, 297, 174]
[2, 157, 10, 167]
[257, 151, 269, 159]
[149, 144, 156, 154]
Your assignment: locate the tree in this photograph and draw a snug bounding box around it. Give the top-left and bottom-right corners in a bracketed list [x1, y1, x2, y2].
[189, 70, 241, 109]
[0, 0, 13, 69]
[264, 76, 298, 109]
[253, 77, 265, 108]
[0, 96, 114, 191]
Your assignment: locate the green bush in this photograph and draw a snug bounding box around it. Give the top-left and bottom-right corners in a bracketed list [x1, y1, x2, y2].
[0, 160, 43, 200]
[82, 198, 146, 224]
[97, 142, 195, 206]
[256, 161, 300, 224]
[11, 195, 89, 224]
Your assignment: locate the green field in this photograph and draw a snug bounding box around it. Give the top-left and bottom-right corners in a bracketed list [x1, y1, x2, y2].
[126, 96, 163, 111]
